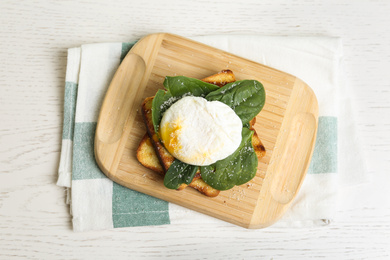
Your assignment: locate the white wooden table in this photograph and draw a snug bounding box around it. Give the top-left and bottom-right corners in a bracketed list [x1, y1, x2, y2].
[1, 1, 389, 259]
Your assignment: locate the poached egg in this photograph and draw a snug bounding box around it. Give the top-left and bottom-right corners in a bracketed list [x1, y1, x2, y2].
[159, 96, 242, 166]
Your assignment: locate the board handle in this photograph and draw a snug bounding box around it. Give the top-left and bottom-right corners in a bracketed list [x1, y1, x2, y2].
[270, 113, 317, 204]
[95, 53, 146, 175]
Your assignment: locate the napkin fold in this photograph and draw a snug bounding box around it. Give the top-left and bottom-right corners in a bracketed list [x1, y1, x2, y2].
[58, 35, 367, 231]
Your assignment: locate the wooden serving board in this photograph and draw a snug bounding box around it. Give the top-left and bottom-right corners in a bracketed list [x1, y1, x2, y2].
[94, 33, 319, 229]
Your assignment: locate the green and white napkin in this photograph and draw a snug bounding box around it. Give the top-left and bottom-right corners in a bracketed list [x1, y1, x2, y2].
[57, 35, 367, 231]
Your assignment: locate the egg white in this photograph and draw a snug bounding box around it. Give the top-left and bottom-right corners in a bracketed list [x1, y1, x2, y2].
[159, 96, 242, 166]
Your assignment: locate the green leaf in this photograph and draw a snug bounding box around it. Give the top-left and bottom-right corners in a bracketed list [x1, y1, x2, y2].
[205, 80, 266, 125]
[200, 127, 258, 190]
[164, 159, 198, 189]
[152, 89, 175, 134]
[164, 76, 219, 97]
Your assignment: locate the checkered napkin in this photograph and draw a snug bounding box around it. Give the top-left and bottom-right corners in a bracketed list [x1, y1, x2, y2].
[57, 35, 367, 231]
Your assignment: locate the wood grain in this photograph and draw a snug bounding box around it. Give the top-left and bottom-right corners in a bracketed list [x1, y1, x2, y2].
[1, 0, 390, 259]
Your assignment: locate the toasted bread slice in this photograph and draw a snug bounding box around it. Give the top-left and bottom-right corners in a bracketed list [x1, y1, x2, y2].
[137, 70, 265, 197]
[136, 134, 164, 174]
[248, 117, 266, 159]
[201, 69, 236, 86]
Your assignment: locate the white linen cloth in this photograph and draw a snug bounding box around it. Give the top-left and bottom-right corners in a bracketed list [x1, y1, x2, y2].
[57, 35, 367, 231]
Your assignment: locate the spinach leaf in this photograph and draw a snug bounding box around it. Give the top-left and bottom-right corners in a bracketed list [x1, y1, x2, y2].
[200, 127, 258, 191]
[151, 76, 219, 133]
[164, 160, 198, 189]
[164, 76, 219, 97]
[205, 80, 265, 125]
[151, 89, 176, 134]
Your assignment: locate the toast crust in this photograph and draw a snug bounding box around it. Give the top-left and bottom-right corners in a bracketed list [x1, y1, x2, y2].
[136, 70, 265, 197]
[201, 69, 236, 86]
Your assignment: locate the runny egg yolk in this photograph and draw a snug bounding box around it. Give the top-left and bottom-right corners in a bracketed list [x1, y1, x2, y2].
[159, 96, 242, 166]
[160, 119, 182, 156]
